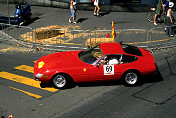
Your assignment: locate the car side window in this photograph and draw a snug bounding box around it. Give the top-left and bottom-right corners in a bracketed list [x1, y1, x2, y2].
[121, 55, 137, 64]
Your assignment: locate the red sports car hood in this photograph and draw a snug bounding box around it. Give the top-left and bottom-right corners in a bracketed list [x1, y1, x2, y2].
[37, 51, 84, 69]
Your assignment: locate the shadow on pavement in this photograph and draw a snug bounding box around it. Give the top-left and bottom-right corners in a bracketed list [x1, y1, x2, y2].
[99, 11, 111, 17]
[77, 80, 121, 88]
[143, 70, 163, 84]
[0, 16, 15, 24]
[77, 18, 89, 23]
[22, 16, 40, 26]
[0, 13, 41, 26]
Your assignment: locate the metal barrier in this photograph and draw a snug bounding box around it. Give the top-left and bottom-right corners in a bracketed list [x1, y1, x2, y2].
[89, 29, 149, 48]
[0, 23, 34, 48]
[148, 25, 176, 49]
[1, 23, 176, 52]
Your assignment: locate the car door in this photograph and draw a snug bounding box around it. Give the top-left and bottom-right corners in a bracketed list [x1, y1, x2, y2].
[73, 55, 116, 82]
[98, 54, 122, 80]
[71, 63, 105, 82]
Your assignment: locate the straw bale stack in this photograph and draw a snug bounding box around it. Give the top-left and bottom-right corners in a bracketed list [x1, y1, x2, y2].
[86, 37, 115, 48]
[20, 25, 65, 43]
[34, 25, 62, 40]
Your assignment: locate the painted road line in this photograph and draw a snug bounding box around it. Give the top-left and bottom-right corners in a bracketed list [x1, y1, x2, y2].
[8, 86, 42, 99]
[128, 38, 174, 45]
[0, 71, 58, 92]
[14, 65, 33, 73]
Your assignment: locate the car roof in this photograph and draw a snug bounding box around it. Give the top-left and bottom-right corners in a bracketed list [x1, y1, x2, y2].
[100, 43, 126, 55]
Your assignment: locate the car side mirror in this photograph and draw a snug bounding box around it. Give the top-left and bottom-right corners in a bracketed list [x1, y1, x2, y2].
[95, 64, 99, 68]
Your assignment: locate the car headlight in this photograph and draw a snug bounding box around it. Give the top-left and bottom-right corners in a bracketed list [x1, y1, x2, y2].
[38, 61, 44, 68]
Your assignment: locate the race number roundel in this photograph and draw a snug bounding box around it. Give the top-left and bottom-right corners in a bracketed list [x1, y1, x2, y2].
[104, 65, 114, 75]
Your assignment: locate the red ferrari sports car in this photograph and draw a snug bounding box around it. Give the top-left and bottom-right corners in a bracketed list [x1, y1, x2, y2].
[34, 43, 156, 89]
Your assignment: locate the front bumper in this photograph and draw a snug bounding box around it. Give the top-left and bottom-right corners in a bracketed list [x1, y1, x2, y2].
[34, 73, 50, 81]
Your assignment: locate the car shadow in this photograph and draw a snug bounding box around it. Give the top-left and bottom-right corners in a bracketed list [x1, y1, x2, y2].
[140, 70, 163, 86]
[77, 80, 121, 88]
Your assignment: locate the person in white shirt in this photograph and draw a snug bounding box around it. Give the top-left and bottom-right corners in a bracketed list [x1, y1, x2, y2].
[108, 58, 119, 65]
[94, 0, 104, 16]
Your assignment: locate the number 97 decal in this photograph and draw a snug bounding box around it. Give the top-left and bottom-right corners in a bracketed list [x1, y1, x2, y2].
[104, 65, 114, 75]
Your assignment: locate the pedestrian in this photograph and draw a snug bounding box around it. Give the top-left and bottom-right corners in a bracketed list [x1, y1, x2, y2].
[69, 0, 77, 24]
[166, 2, 174, 37]
[153, 0, 166, 25]
[163, 0, 170, 13]
[8, 115, 13, 118]
[93, 0, 104, 17]
[0, 115, 13, 118]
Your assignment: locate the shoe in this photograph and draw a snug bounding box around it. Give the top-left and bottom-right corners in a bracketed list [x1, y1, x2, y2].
[170, 35, 174, 37]
[94, 12, 96, 16]
[73, 21, 76, 24]
[69, 19, 71, 23]
[19, 22, 24, 26]
[154, 22, 157, 25]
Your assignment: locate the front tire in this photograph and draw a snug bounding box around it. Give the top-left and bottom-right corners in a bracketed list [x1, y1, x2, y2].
[122, 71, 140, 86]
[52, 74, 72, 89]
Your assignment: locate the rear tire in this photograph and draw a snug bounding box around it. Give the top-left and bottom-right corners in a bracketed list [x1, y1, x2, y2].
[122, 70, 140, 86]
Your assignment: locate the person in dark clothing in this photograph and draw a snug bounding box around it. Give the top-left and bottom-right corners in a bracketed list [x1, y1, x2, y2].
[153, 0, 167, 25]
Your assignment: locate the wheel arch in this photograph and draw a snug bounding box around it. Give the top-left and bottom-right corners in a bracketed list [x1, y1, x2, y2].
[121, 69, 141, 78]
[50, 72, 74, 84]
[120, 69, 142, 81]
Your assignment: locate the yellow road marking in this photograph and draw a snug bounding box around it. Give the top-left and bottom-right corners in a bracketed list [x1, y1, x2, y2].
[8, 86, 42, 99]
[14, 65, 33, 73]
[0, 71, 57, 92]
[60, 42, 82, 45]
[127, 38, 174, 45]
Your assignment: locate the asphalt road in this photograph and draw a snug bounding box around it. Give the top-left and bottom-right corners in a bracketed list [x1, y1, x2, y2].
[0, 50, 120, 118]
[0, 3, 176, 118]
[0, 44, 176, 118]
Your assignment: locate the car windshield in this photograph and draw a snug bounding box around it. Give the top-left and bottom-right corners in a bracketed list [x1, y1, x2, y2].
[121, 44, 142, 56]
[78, 45, 103, 64]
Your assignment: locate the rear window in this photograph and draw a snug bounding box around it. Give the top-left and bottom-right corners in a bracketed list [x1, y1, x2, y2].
[121, 44, 142, 56]
[121, 55, 138, 64]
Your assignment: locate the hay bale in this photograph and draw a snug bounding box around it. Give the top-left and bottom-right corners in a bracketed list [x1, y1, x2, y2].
[20, 25, 66, 44]
[34, 25, 62, 40]
[86, 37, 115, 48]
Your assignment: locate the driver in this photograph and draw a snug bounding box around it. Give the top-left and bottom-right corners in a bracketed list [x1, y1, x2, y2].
[98, 55, 119, 65]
